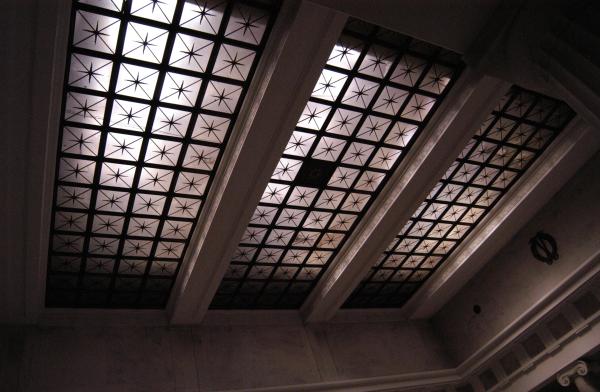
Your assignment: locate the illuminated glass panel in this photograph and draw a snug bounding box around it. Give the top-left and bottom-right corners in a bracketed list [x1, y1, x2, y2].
[345, 86, 574, 308]
[46, 0, 277, 308]
[211, 18, 464, 309]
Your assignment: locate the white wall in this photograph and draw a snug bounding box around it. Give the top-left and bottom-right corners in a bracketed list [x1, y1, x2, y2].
[0, 319, 451, 392]
[434, 150, 600, 364]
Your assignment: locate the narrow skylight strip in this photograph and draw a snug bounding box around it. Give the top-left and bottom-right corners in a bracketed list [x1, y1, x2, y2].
[46, 0, 277, 308]
[344, 86, 574, 308]
[211, 18, 464, 309]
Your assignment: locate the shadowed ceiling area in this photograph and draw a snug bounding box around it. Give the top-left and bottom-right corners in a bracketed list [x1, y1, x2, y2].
[46, 0, 278, 308]
[1, 1, 599, 391]
[43, 0, 576, 312]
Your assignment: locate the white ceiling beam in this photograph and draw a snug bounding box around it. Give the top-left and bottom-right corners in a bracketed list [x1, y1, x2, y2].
[405, 118, 600, 319]
[394, 0, 600, 320]
[301, 71, 511, 323]
[2, 0, 71, 324]
[167, 1, 348, 325]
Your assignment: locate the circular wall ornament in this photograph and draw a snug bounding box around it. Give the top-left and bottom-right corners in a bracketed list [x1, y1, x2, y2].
[529, 231, 559, 265]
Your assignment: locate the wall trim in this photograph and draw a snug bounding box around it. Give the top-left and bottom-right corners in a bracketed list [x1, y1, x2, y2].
[32, 247, 600, 392]
[217, 369, 460, 392]
[457, 250, 600, 376]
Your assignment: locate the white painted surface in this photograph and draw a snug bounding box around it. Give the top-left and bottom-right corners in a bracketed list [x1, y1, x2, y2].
[168, 1, 348, 325]
[302, 73, 510, 323]
[0, 319, 450, 392]
[434, 150, 600, 364]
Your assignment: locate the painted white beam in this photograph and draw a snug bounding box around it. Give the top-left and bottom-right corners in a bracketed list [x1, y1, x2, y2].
[301, 71, 511, 323]
[402, 0, 600, 320]
[406, 119, 600, 319]
[0, 0, 71, 324]
[24, 0, 72, 324]
[168, 1, 348, 324]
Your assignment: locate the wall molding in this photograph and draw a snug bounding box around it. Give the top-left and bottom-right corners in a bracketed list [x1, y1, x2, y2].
[217, 369, 460, 392]
[457, 250, 600, 377]
[32, 250, 600, 391]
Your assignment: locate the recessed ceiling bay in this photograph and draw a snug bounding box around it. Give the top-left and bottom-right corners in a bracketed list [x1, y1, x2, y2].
[345, 86, 574, 308]
[46, 2, 573, 312]
[211, 18, 465, 309]
[47, 0, 277, 308]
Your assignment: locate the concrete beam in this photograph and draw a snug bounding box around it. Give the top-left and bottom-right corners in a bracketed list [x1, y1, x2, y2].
[0, 0, 71, 324]
[407, 119, 600, 319]
[23, 0, 72, 324]
[168, 1, 348, 324]
[301, 71, 510, 323]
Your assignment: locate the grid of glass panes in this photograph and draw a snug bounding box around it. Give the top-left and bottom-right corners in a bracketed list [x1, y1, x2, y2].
[46, 0, 276, 308]
[211, 18, 464, 309]
[344, 86, 574, 308]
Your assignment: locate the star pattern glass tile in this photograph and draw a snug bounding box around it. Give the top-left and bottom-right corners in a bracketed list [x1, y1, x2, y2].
[46, 0, 277, 308]
[210, 18, 464, 309]
[344, 86, 574, 308]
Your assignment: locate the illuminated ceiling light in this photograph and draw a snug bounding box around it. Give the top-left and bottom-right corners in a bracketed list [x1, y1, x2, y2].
[211, 18, 464, 309]
[345, 86, 574, 308]
[46, 0, 277, 308]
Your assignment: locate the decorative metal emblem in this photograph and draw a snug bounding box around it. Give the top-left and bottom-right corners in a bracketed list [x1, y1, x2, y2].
[529, 231, 559, 265]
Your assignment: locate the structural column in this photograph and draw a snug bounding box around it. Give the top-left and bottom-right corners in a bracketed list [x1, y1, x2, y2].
[557, 361, 599, 392]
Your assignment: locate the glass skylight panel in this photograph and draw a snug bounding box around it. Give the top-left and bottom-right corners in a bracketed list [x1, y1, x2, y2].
[211, 18, 464, 309]
[46, 0, 277, 308]
[345, 86, 574, 308]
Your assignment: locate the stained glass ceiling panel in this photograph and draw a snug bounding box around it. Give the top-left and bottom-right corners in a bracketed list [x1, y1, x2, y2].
[344, 86, 574, 308]
[46, 0, 277, 308]
[210, 18, 464, 309]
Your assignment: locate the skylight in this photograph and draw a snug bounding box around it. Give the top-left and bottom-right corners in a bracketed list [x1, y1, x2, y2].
[211, 18, 463, 309]
[46, 0, 277, 308]
[344, 86, 574, 308]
